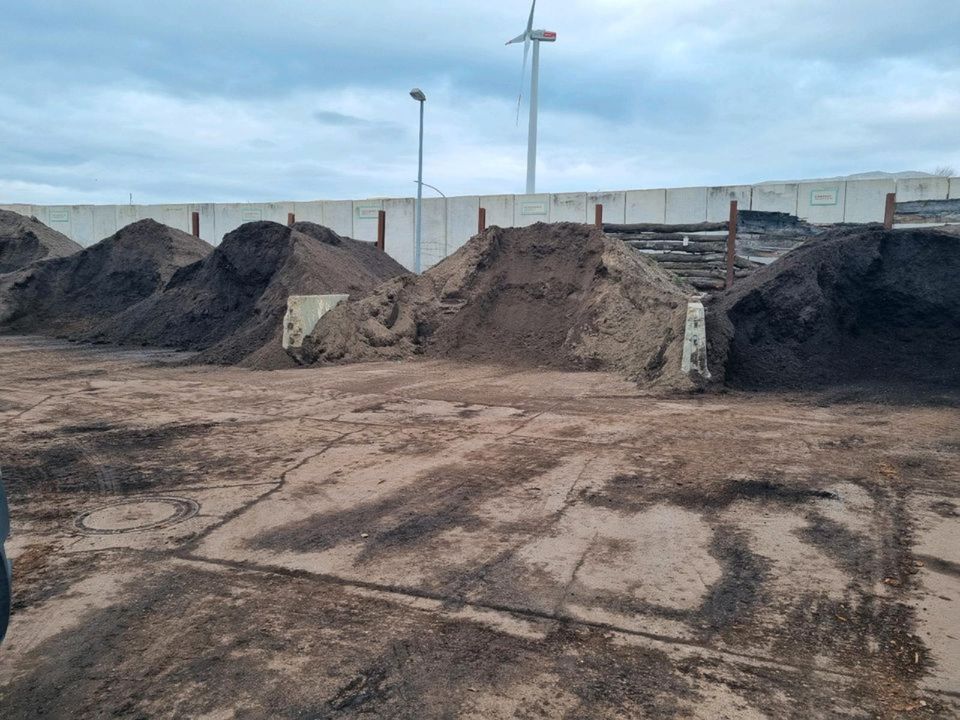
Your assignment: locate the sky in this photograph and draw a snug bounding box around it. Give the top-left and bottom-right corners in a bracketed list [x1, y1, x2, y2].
[0, 0, 958, 205]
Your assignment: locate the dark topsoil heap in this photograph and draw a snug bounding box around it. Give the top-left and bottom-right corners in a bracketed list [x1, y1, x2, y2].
[84, 221, 407, 368]
[295, 222, 698, 389]
[0, 219, 212, 336]
[0, 210, 82, 274]
[707, 226, 960, 391]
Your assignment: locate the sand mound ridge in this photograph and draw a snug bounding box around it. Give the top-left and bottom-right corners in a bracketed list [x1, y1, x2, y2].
[707, 226, 960, 391]
[0, 210, 82, 274]
[84, 221, 407, 368]
[0, 219, 212, 337]
[295, 222, 698, 389]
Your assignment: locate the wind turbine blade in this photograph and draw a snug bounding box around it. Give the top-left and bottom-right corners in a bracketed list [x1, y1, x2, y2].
[516, 36, 531, 125]
[505, 31, 527, 45]
[526, 0, 537, 33]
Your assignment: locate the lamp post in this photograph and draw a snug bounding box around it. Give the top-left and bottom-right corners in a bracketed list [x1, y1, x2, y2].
[409, 88, 426, 273]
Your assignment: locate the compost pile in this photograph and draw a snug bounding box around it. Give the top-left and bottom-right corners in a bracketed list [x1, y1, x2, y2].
[707, 226, 960, 390]
[0, 219, 212, 337]
[84, 221, 407, 368]
[295, 222, 698, 389]
[0, 210, 82, 274]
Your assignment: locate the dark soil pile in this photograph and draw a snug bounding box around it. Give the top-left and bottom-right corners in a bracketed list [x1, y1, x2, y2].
[84, 221, 407, 368]
[0, 210, 82, 273]
[295, 222, 698, 389]
[0, 219, 212, 337]
[707, 227, 960, 390]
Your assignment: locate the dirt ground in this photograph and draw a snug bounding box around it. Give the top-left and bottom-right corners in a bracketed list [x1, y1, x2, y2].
[0, 336, 957, 719]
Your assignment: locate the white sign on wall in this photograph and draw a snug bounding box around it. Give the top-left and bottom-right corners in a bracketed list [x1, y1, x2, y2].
[355, 205, 381, 220]
[520, 201, 548, 216]
[810, 188, 840, 206]
[241, 209, 263, 222]
[49, 209, 70, 223]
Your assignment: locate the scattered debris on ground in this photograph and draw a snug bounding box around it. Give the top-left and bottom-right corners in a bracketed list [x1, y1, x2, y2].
[0, 209, 82, 274]
[295, 222, 699, 389]
[0, 219, 212, 337]
[84, 221, 407, 368]
[707, 226, 960, 391]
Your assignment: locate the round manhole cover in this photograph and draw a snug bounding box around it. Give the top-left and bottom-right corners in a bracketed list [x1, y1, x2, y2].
[74, 496, 199, 535]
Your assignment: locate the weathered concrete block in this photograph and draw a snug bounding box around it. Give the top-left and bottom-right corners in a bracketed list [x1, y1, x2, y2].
[681, 298, 710, 380]
[282, 294, 349, 350]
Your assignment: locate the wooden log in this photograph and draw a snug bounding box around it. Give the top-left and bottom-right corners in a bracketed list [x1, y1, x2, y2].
[603, 221, 727, 234]
[687, 278, 726, 290]
[671, 268, 753, 279]
[626, 240, 726, 253]
[658, 262, 725, 271]
[613, 232, 726, 243]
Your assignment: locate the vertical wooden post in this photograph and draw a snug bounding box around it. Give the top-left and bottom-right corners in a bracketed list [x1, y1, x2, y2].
[287, 212, 295, 227]
[191, 211, 200, 238]
[478, 207, 487, 234]
[725, 200, 738, 290]
[883, 192, 896, 230]
[376, 210, 386, 251]
[594, 204, 603, 227]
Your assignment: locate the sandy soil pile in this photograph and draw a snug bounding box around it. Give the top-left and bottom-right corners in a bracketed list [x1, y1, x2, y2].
[84, 221, 407, 368]
[0, 219, 212, 337]
[707, 226, 960, 390]
[0, 210, 82, 274]
[296, 222, 697, 389]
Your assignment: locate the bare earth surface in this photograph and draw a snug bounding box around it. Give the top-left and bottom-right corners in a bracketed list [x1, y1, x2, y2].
[0, 336, 957, 719]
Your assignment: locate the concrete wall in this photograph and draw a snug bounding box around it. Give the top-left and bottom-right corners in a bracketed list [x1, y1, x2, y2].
[6, 176, 957, 272]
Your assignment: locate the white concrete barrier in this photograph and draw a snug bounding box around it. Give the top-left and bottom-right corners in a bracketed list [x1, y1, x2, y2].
[282, 294, 349, 350]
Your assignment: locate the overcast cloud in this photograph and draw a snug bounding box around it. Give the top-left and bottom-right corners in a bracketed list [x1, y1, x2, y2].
[1, 0, 957, 204]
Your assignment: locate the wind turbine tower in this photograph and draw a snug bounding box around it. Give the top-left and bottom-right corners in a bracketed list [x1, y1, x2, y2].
[507, 0, 556, 194]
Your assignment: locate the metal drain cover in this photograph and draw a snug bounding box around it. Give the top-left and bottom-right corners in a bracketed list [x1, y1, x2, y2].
[74, 496, 199, 535]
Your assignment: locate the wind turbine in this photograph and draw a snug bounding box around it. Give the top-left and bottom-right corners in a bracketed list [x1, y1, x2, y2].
[507, 0, 556, 195]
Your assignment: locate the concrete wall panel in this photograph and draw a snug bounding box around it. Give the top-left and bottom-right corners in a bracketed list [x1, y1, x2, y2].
[797, 182, 846, 224]
[751, 184, 798, 214]
[322, 201, 354, 238]
[420, 198, 447, 270]
[843, 179, 894, 223]
[666, 187, 707, 224]
[446, 195, 480, 255]
[383, 198, 415, 270]
[92, 206, 118, 244]
[351, 199, 383, 243]
[625, 189, 665, 223]
[479, 195, 514, 229]
[950, 178, 960, 200]
[587, 191, 626, 224]
[896, 177, 949, 202]
[513, 194, 550, 227]
[70, 206, 96, 247]
[707, 186, 752, 222]
[292, 201, 324, 226]
[549, 192, 587, 223]
[194, 203, 216, 244]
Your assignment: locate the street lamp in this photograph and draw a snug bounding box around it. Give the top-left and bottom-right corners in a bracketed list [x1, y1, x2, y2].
[410, 88, 426, 273]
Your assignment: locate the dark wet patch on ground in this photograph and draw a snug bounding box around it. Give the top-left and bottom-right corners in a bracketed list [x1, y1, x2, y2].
[929, 500, 958, 518]
[916, 554, 960, 579]
[795, 512, 879, 582]
[250, 441, 566, 564]
[698, 526, 771, 639]
[580, 474, 838, 515]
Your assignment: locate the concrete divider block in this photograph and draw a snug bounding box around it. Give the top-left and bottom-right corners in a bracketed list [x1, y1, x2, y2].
[681, 298, 710, 380]
[39, 206, 73, 241]
[446, 196, 480, 255]
[92, 206, 118, 244]
[549, 193, 587, 223]
[587, 191, 626, 224]
[752, 183, 798, 214]
[351, 200, 383, 243]
[322, 201, 354, 238]
[843, 179, 894, 223]
[514, 194, 550, 227]
[797, 182, 846, 224]
[116, 205, 138, 232]
[707, 186, 751, 222]
[383, 198, 415, 270]
[282, 294, 348, 350]
[950, 178, 960, 200]
[68, 206, 96, 247]
[896, 177, 949, 202]
[625, 189, 665, 223]
[666, 187, 707, 224]
[479, 195, 514, 229]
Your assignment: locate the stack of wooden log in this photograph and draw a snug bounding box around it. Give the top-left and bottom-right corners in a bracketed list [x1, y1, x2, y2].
[602, 222, 757, 291]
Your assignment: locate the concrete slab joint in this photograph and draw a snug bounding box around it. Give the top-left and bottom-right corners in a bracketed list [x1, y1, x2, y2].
[282, 294, 349, 350]
[681, 298, 710, 380]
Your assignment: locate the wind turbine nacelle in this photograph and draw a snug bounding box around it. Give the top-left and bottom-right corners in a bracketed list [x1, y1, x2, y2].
[532, 30, 557, 41]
